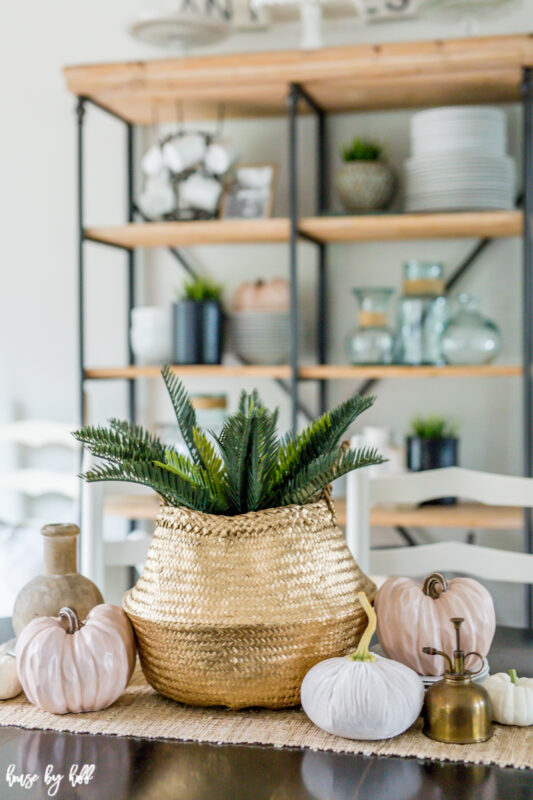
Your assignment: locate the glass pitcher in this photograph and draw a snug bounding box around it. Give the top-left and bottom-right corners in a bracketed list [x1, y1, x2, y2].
[396, 261, 449, 365]
[441, 294, 501, 365]
[346, 288, 394, 365]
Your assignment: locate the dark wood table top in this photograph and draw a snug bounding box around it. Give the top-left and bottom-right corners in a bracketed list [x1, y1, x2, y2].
[0, 621, 532, 800]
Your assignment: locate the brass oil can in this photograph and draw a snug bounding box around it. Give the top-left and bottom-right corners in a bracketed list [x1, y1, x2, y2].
[422, 617, 493, 744]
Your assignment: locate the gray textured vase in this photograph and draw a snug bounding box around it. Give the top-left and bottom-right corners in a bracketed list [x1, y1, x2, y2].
[12, 523, 103, 635]
[335, 161, 396, 212]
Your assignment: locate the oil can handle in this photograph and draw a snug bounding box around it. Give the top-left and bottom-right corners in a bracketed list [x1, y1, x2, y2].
[465, 651, 485, 675]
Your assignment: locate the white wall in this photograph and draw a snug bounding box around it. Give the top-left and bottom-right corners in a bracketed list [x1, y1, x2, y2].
[1, 1, 532, 621]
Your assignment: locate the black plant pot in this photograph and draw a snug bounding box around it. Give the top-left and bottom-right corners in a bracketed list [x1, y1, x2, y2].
[172, 300, 224, 365]
[406, 436, 459, 506]
[173, 300, 203, 364]
[201, 300, 224, 365]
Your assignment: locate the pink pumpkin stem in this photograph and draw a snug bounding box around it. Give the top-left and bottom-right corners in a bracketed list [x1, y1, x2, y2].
[58, 607, 82, 634]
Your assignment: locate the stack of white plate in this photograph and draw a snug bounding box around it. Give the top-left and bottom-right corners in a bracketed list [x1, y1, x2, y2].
[230, 311, 290, 365]
[405, 107, 515, 212]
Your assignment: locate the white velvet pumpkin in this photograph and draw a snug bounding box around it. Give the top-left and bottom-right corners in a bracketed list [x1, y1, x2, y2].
[483, 670, 533, 726]
[16, 604, 136, 714]
[0, 641, 22, 700]
[301, 593, 424, 741]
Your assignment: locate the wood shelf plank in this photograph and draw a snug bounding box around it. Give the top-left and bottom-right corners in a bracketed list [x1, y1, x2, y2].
[104, 495, 348, 526]
[84, 210, 522, 250]
[84, 364, 522, 380]
[300, 210, 522, 243]
[104, 495, 521, 530]
[64, 35, 533, 123]
[85, 218, 291, 248]
[300, 365, 522, 379]
[84, 364, 291, 380]
[371, 503, 523, 530]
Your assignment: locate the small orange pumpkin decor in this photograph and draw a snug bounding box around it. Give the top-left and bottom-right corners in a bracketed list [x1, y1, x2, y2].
[374, 572, 495, 676]
[232, 278, 289, 312]
[16, 604, 136, 714]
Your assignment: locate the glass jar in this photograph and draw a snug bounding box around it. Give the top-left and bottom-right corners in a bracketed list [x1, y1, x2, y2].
[441, 294, 501, 365]
[346, 288, 394, 365]
[396, 261, 449, 365]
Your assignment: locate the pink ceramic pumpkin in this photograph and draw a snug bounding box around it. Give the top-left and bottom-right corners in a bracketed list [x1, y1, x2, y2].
[16, 604, 136, 714]
[232, 278, 289, 312]
[374, 572, 495, 676]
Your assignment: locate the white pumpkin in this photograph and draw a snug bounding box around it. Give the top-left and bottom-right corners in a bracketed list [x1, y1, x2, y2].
[0, 641, 22, 700]
[483, 669, 533, 726]
[301, 593, 424, 740]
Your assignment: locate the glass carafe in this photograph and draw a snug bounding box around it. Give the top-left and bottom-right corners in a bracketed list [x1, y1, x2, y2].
[396, 261, 449, 365]
[346, 288, 394, 365]
[441, 294, 501, 365]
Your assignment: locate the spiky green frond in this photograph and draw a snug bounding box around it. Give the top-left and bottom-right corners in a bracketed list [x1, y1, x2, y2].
[269, 394, 375, 503]
[73, 421, 165, 464]
[278, 446, 383, 507]
[161, 365, 204, 468]
[75, 368, 384, 516]
[82, 459, 220, 513]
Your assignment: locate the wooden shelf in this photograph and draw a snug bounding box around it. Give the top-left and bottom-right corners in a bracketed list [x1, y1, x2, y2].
[85, 364, 522, 380]
[85, 218, 290, 248]
[104, 496, 521, 530]
[105, 495, 347, 526]
[300, 364, 522, 379]
[300, 210, 522, 243]
[371, 503, 523, 530]
[64, 35, 533, 122]
[84, 364, 291, 380]
[85, 210, 522, 249]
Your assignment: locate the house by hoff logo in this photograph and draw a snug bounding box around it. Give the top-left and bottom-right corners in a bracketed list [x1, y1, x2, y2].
[5, 763, 95, 796]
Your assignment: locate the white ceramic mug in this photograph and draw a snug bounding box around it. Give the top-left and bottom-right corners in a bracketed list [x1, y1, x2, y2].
[204, 140, 240, 176]
[162, 134, 206, 174]
[181, 173, 222, 213]
[130, 306, 172, 365]
[138, 177, 175, 219]
[141, 144, 166, 177]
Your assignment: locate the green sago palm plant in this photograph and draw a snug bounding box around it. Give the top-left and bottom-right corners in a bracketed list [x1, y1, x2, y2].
[73, 365, 383, 515]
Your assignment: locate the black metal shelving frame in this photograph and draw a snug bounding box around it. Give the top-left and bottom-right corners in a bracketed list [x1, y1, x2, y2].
[74, 67, 533, 627]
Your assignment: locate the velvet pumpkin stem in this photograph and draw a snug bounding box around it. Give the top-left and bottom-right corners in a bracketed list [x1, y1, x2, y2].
[348, 592, 377, 662]
[509, 668, 518, 686]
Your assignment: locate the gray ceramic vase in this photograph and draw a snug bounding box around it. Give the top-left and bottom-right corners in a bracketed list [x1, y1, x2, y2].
[335, 161, 396, 212]
[12, 523, 103, 635]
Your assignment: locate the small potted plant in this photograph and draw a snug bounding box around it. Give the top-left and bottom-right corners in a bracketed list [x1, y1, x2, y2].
[407, 416, 459, 505]
[335, 138, 396, 213]
[173, 277, 224, 365]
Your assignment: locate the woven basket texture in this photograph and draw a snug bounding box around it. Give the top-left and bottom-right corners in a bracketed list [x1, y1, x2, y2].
[123, 494, 375, 709]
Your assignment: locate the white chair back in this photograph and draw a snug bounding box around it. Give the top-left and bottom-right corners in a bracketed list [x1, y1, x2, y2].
[80, 451, 152, 600]
[0, 419, 78, 525]
[346, 456, 533, 584]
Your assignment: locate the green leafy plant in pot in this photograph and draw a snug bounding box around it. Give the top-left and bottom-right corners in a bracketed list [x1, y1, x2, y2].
[74, 366, 383, 709]
[336, 138, 396, 213]
[407, 416, 459, 506]
[173, 277, 224, 365]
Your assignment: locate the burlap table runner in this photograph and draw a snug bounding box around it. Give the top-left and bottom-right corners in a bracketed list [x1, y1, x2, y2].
[0, 665, 531, 770]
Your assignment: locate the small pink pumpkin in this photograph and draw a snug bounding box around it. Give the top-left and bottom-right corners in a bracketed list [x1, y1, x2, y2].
[374, 572, 495, 676]
[16, 604, 136, 714]
[232, 278, 289, 312]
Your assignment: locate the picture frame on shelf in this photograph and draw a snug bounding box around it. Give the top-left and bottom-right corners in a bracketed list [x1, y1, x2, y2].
[221, 163, 278, 219]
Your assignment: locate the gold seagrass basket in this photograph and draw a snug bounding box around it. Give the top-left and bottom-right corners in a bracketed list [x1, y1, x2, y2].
[123, 493, 375, 709]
